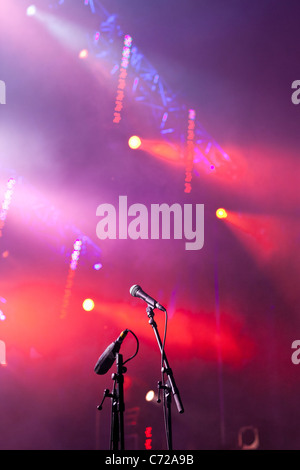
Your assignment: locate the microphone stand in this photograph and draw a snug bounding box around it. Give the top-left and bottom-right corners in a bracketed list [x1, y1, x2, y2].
[97, 353, 126, 450]
[146, 306, 184, 451]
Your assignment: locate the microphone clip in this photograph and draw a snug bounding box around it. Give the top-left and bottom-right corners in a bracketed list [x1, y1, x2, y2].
[111, 365, 127, 381]
[157, 380, 171, 404]
[97, 388, 114, 411]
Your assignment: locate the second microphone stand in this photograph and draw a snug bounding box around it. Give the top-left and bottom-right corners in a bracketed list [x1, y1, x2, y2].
[146, 306, 184, 451]
[97, 353, 126, 450]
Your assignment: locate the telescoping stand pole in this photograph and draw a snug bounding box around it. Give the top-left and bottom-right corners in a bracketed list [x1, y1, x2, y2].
[110, 353, 126, 450]
[146, 306, 184, 450]
[97, 353, 126, 450]
[96, 329, 139, 450]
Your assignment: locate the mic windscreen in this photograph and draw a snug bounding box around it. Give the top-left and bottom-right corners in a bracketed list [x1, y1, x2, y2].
[94, 342, 116, 375]
[130, 285, 140, 297]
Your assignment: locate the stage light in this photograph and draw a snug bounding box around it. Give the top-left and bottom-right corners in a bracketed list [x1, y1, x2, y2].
[113, 35, 133, 123]
[0, 340, 6, 366]
[238, 426, 259, 450]
[0, 310, 6, 321]
[145, 390, 155, 402]
[61, 238, 83, 318]
[160, 112, 168, 128]
[128, 136, 141, 150]
[1, 177, 16, 218]
[93, 263, 102, 271]
[184, 109, 196, 193]
[0, 177, 16, 236]
[216, 208, 228, 219]
[26, 5, 37, 16]
[78, 49, 88, 59]
[70, 239, 82, 271]
[132, 77, 139, 92]
[82, 298, 95, 312]
[145, 426, 153, 450]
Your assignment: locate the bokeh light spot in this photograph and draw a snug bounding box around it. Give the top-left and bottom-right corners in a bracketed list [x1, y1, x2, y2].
[26, 5, 37, 16]
[145, 390, 155, 402]
[82, 298, 95, 311]
[128, 135, 141, 150]
[78, 49, 88, 59]
[216, 208, 228, 219]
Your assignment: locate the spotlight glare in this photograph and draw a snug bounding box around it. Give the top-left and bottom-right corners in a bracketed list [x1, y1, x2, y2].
[0, 311, 6, 321]
[82, 298, 95, 312]
[26, 5, 37, 16]
[216, 208, 228, 219]
[128, 136, 141, 150]
[93, 263, 102, 271]
[145, 390, 155, 402]
[79, 49, 88, 59]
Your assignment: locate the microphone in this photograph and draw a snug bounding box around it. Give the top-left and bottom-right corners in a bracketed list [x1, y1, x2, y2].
[94, 329, 129, 375]
[130, 285, 166, 312]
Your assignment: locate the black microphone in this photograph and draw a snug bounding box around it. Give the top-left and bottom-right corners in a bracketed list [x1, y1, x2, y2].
[94, 329, 129, 375]
[130, 285, 166, 311]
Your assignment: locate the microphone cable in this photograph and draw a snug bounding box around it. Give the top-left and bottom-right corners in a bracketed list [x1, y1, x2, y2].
[123, 329, 139, 367]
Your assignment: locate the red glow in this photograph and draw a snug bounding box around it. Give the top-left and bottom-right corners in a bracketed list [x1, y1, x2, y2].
[138, 139, 183, 165]
[193, 143, 248, 184]
[224, 211, 283, 261]
[145, 426, 152, 449]
[223, 210, 300, 318]
[87, 300, 256, 368]
[2, 277, 255, 368]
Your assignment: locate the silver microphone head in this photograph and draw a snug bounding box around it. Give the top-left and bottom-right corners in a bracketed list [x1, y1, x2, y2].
[130, 284, 141, 297]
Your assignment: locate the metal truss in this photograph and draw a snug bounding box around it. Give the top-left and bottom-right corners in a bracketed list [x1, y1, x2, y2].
[0, 166, 101, 266]
[49, 0, 233, 178]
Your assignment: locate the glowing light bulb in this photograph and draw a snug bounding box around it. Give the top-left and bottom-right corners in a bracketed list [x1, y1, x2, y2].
[93, 263, 102, 271]
[216, 208, 228, 219]
[82, 298, 95, 312]
[128, 136, 141, 150]
[79, 49, 88, 59]
[26, 5, 36, 16]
